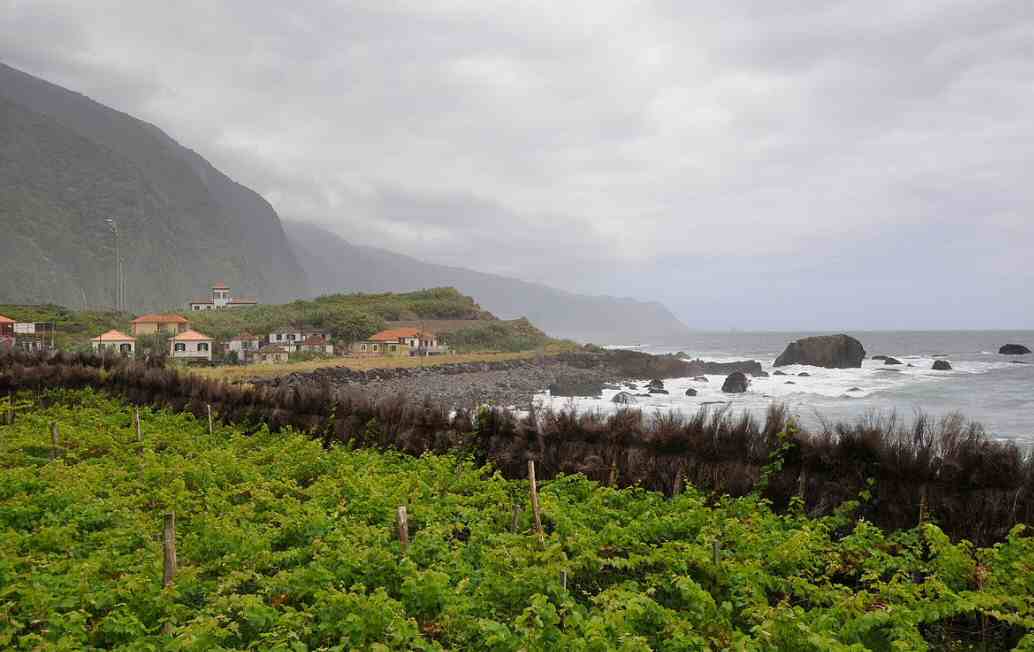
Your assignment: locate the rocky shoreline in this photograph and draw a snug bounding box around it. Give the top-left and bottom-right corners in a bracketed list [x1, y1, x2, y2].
[256, 351, 764, 408]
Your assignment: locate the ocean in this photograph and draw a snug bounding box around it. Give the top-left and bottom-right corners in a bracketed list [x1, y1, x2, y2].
[534, 331, 1034, 444]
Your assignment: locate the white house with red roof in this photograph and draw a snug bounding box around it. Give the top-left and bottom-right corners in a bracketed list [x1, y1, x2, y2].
[0, 314, 14, 349]
[169, 329, 215, 361]
[188, 282, 258, 311]
[350, 327, 444, 357]
[91, 330, 136, 355]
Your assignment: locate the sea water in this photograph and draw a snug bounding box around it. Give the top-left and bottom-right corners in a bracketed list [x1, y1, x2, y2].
[533, 331, 1034, 444]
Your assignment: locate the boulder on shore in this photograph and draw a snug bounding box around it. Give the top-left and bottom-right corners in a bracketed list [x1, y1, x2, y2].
[884, 357, 903, 365]
[999, 344, 1032, 355]
[871, 355, 891, 361]
[932, 360, 952, 371]
[774, 334, 866, 368]
[773, 370, 787, 376]
[684, 388, 698, 397]
[798, 372, 811, 377]
[721, 372, 750, 393]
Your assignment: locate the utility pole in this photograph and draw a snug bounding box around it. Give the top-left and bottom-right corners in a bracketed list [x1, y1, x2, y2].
[104, 218, 123, 312]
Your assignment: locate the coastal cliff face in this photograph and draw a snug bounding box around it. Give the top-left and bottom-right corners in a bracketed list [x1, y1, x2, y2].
[0, 63, 306, 310]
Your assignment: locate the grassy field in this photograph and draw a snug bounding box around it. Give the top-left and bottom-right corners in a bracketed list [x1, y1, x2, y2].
[192, 350, 539, 382]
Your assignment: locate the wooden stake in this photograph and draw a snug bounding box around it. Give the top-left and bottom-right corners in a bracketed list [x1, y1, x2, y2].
[134, 408, 142, 442]
[396, 505, 409, 553]
[672, 466, 683, 496]
[163, 512, 177, 588]
[511, 503, 523, 533]
[918, 484, 929, 526]
[206, 404, 213, 435]
[528, 460, 545, 546]
[608, 459, 619, 487]
[712, 539, 721, 566]
[50, 421, 60, 459]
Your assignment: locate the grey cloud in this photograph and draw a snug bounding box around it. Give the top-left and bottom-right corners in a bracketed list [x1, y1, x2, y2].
[1, 0, 1032, 328]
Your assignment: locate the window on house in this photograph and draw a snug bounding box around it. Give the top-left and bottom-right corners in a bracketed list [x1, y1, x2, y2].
[361, 344, 367, 352]
[373, 344, 379, 352]
[389, 344, 397, 352]
[287, 334, 296, 341]
[199, 343, 209, 352]
[120, 344, 131, 353]
[174, 343, 186, 352]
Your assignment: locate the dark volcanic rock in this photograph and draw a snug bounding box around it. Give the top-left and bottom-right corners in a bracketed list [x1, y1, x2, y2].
[650, 389, 670, 395]
[847, 387, 862, 392]
[785, 381, 796, 385]
[548, 380, 604, 398]
[773, 370, 787, 376]
[798, 372, 811, 377]
[884, 357, 903, 366]
[754, 371, 770, 377]
[1000, 344, 1032, 355]
[871, 355, 891, 361]
[647, 378, 665, 392]
[721, 372, 750, 393]
[932, 360, 952, 371]
[774, 334, 866, 368]
[684, 388, 698, 396]
[612, 391, 636, 404]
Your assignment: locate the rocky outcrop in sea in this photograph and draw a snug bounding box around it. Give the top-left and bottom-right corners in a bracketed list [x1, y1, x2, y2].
[774, 334, 866, 368]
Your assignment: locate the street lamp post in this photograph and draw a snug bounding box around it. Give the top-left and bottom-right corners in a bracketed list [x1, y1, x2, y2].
[104, 218, 122, 312]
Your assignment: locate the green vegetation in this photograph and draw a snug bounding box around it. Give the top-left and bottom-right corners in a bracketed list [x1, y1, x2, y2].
[2, 391, 1032, 650]
[442, 317, 560, 353]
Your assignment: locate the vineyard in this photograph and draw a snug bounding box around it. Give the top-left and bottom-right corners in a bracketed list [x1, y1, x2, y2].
[1, 390, 1033, 650]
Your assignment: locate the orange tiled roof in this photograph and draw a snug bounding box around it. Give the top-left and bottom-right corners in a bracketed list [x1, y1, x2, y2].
[170, 329, 213, 342]
[369, 328, 425, 342]
[0, 314, 14, 324]
[211, 281, 229, 289]
[132, 313, 189, 324]
[92, 329, 135, 342]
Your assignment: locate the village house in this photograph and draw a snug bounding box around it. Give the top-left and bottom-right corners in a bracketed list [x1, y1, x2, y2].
[225, 333, 261, 362]
[297, 334, 334, 355]
[0, 314, 13, 349]
[254, 344, 289, 364]
[188, 282, 258, 311]
[351, 328, 445, 357]
[268, 328, 328, 352]
[168, 329, 215, 362]
[91, 330, 136, 355]
[130, 314, 190, 337]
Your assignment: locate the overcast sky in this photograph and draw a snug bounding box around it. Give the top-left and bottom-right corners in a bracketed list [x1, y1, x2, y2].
[3, 1, 1032, 329]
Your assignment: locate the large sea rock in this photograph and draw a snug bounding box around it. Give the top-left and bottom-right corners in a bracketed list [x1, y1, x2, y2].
[721, 372, 750, 393]
[774, 334, 866, 368]
[999, 344, 1032, 355]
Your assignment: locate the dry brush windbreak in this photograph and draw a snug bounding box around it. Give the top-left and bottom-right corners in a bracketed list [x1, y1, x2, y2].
[1, 350, 1031, 545]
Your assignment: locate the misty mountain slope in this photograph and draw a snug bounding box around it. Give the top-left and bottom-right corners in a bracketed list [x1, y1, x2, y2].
[286, 220, 690, 343]
[0, 63, 305, 309]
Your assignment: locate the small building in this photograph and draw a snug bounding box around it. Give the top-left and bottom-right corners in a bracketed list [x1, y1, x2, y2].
[268, 328, 328, 352]
[255, 344, 289, 364]
[351, 328, 445, 357]
[169, 329, 214, 361]
[298, 334, 334, 355]
[91, 329, 136, 355]
[131, 314, 190, 337]
[0, 314, 13, 350]
[189, 282, 258, 311]
[226, 333, 261, 362]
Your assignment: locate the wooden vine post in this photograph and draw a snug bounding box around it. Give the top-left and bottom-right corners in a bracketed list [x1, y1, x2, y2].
[206, 404, 213, 435]
[134, 408, 142, 442]
[49, 421, 60, 459]
[396, 505, 410, 554]
[163, 512, 177, 588]
[528, 460, 545, 546]
[712, 539, 722, 566]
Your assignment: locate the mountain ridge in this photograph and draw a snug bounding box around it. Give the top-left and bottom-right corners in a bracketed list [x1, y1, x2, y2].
[285, 220, 690, 343]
